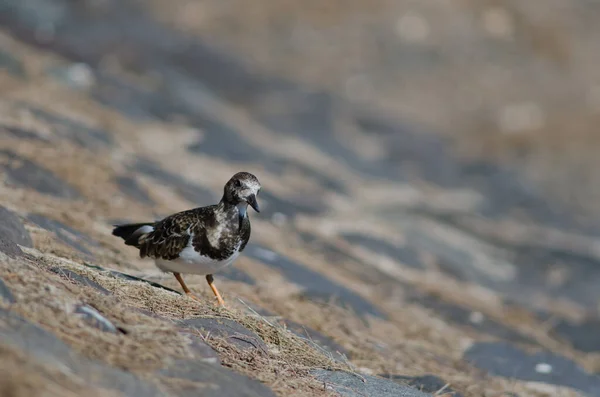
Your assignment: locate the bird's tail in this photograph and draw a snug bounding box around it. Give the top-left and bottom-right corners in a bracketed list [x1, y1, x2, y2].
[112, 222, 154, 247]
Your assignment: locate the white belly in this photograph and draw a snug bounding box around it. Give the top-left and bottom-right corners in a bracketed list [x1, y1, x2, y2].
[154, 243, 241, 275]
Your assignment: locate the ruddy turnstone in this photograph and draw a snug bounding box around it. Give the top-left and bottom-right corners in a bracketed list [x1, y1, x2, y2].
[112, 172, 261, 306]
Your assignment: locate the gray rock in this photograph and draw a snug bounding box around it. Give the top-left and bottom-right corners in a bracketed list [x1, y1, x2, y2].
[404, 292, 535, 346]
[0, 278, 16, 303]
[24, 105, 113, 150]
[464, 342, 600, 396]
[28, 214, 98, 257]
[179, 331, 221, 364]
[341, 232, 424, 270]
[312, 370, 432, 397]
[0, 227, 23, 257]
[245, 244, 387, 319]
[218, 266, 256, 285]
[0, 150, 82, 199]
[50, 267, 111, 295]
[0, 307, 167, 396]
[551, 317, 600, 353]
[0, 206, 32, 258]
[75, 304, 118, 333]
[189, 120, 346, 195]
[159, 358, 277, 397]
[0, 206, 33, 248]
[298, 231, 392, 287]
[114, 175, 155, 205]
[132, 158, 216, 205]
[187, 124, 333, 215]
[178, 317, 267, 352]
[2, 125, 48, 142]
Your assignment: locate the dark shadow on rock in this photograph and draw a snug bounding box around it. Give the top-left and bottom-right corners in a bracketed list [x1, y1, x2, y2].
[258, 94, 405, 183]
[188, 115, 347, 195]
[81, 263, 182, 295]
[0, 229, 22, 257]
[509, 245, 600, 312]
[312, 370, 431, 397]
[0, 307, 167, 396]
[341, 232, 424, 270]
[217, 267, 256, 285]
[132, 158, 216, 205]
[380, 374, 463, 396]
[75, 304, 118, 333]
[405, 292, 535, 346]
[457, 161, 586, 232]
[16, 104, 114, 150]
[28, 214, 98, 257]
[178, 317, 267, 352]
[0, 278, 16, 304]
[297, 231, 395, 288]
[409, 212, 600, 313]
[404, 228, 482, 285]
[114, 175, 155, 206]
[355, 112, 452, 184]
[0, 206, 32, 258]
[1, 150, 82, 199]
[187, 117, 262, 164]
[159, 358, 277, 397]
[464, 342, 600, 396]
[245, 244, 387, 320]
[549, 317, 600, 353]
[1, 125, 48, 142]
[50, 267, 111, 295]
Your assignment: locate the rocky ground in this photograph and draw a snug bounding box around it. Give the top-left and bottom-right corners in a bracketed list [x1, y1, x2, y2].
[1, 1, 600, 396]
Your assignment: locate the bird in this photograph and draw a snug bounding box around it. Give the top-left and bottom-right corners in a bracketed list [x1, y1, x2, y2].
[112, 172, 261, 306]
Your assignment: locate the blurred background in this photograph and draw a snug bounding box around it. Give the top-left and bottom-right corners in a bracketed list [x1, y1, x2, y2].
[2, 0, 600, 217]
[149, 0, 600, 221]
[3, 0, 600, 224]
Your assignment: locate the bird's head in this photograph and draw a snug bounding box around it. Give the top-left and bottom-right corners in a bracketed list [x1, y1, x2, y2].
[223, 172, 261, 213]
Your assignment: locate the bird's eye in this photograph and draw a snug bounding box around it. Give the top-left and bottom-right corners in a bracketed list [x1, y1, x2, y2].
[234, 179, 242, 187]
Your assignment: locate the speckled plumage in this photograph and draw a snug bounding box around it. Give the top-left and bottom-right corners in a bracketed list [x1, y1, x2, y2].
[140, 203, 250, 264]
[112, 172, 261, 305]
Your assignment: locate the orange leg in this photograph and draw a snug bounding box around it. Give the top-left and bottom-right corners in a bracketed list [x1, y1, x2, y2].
[173, 272, 201, 302]
[206, 274, 225, 306]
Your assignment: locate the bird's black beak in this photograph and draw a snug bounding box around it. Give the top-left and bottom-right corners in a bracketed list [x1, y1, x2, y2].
[247, 194, 260, 213]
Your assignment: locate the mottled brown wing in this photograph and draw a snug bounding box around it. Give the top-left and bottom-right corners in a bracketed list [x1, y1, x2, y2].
[138, 211, 197, 260]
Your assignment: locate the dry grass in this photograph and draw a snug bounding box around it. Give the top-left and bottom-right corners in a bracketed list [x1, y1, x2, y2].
[0, 248, 354, 396]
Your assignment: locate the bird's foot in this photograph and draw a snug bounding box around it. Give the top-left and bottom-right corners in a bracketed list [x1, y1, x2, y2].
[215, 295, 225, 307]
[184, 292, 203, 302]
